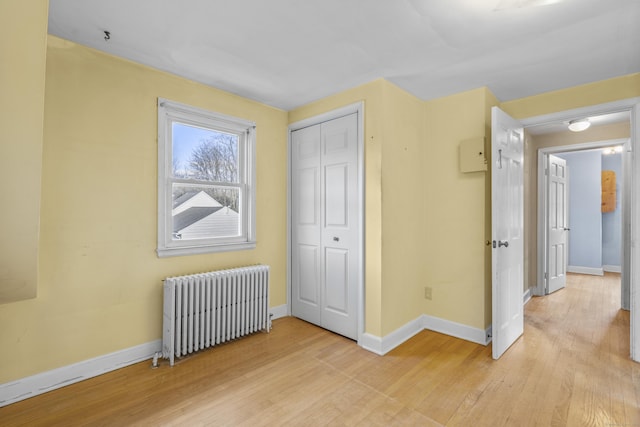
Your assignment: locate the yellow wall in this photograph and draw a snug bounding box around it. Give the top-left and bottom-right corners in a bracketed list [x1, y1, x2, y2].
[3, 9, 639, 386]
[0, 0, 48, 303]
[424, 88, 498, 330]
[291, 83, 497, 334]
[288, 79, 432, 336]
[501, 73, 640, 119]
[531, 122, 630, 149]
[0, 36, 288, 384]
[379, 82, 427, 335]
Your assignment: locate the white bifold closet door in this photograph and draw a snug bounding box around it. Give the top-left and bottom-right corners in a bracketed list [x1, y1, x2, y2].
[291, 113, 358, 340]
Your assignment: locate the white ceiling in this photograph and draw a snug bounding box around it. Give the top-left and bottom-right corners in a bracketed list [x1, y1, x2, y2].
[48, 0, 640, 111]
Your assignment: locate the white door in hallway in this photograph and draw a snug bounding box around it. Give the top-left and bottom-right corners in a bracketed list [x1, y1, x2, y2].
[291, 113, 359, 340]
[546, 154, 568, 294]
[491, 106, 524, 360]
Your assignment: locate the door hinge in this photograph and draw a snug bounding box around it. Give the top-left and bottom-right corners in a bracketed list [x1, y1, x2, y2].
[544, 272, 548, 280]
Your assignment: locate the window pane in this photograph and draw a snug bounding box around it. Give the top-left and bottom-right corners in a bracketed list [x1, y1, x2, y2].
[172, 122, 239, 183]
[158, 99, 256, 257]
[172, 184, 241, 240]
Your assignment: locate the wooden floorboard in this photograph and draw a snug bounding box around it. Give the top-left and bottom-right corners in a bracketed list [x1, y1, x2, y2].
[2, 273, 638, 426]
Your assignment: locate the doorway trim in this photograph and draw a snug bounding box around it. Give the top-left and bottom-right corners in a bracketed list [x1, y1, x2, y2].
[286, 102, 365, 344]
[537, 138, 628, 296]
[521, 97, 640, 362]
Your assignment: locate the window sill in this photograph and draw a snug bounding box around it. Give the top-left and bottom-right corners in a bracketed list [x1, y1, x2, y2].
[156, 241, 256, 258]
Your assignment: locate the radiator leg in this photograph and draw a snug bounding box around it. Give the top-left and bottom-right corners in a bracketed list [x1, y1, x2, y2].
[151, 351, 161, 369]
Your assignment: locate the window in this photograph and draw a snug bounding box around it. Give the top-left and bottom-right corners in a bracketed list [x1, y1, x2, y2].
[157, 98, 256, 257]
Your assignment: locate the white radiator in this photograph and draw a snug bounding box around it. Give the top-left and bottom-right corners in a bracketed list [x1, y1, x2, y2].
[162, 265, 270, 366]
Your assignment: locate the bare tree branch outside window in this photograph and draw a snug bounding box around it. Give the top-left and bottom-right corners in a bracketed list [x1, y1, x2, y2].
[173, 132, 239, 211]
[189, 133, 238, 183]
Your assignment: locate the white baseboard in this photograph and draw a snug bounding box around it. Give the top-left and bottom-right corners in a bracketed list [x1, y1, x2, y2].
[0, 340, 161, 408]
[1, 309, 493, 406]
[2, 306, 288, 408]
[603, 265, 622, 273]
[270, 304, 288, 320]
[422, 314, 491, 346]
[359, 317, 424, 356]
[361, 317, 425, 356]
[358, 333, 385, 355]
[567, 266, 604, 276]
[523, 288, 532, 305]
[359, 314, 490, 356]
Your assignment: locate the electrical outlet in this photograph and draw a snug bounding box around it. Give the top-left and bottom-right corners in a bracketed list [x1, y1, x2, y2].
[424, 286, 432, 300]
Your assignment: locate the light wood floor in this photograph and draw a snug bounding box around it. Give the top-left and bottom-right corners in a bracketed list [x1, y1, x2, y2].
[2, 273, 638, 426]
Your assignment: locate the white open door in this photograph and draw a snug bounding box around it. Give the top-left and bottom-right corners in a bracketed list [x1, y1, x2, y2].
[631, 102, 640, 362]
[492, 106, 524, 360]
[546, 154, 569, 294]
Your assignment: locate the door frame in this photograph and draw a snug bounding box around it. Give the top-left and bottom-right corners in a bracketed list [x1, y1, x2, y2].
[537, 138, 628, 295]
[522, 97, 640, 361]
[286, 102, 365, 344]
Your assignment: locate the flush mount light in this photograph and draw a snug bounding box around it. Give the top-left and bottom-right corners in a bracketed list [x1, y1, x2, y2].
[568, 118, 590, 132]
[493, 0, 563, 11]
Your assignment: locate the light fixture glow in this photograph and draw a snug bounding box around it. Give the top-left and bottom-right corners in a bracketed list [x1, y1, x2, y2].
[493, 0, 563, 11]
[568, 118, 590, 132]
[604, 146, 624, 155]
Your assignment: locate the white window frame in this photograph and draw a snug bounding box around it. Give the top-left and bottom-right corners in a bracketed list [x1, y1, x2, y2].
[157, 98, 256, 257]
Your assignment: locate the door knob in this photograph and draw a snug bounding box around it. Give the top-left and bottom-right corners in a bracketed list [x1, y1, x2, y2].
[333, 237, 339, 242]
[563, 227, 571, 231]
[498, 240, 509, 248]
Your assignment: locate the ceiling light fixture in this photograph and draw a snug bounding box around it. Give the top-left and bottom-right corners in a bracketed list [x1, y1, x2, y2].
[568, 118, 590, 132]
[493, 0, 563, 11]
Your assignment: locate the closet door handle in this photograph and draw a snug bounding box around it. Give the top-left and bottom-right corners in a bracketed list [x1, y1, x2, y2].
[333, 237, 339, 242]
